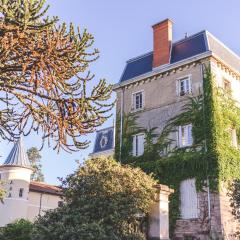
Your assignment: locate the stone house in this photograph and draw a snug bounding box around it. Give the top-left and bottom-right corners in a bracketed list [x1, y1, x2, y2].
[113, 19, 240, 239]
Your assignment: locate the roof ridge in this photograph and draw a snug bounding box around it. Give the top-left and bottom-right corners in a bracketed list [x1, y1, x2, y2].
[125, 31, 207, 64]
[126, 51, 153, 63]
[30, 181, 60, 188]
[172, 30, 207, 46]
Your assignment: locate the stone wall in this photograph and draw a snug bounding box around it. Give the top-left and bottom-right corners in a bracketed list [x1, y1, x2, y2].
[174, 186, 239, 240]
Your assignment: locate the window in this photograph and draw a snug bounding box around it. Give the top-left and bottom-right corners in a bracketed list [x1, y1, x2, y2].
[132, 133, 145, 156]
[231, 128, 238, 148]
[19, 188, 24, 198]
[178, 77, 191, 96]
[178, 124, 193, 147]
[132, 91, 144, 111]
[180, 179, 199, 219]
[223, 79, 231, 92]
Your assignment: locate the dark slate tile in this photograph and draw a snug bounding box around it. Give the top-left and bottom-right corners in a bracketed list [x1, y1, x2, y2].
[93, 127, 114, 153]
[120, 53, 153, 82]
[170, 33, 207, 64]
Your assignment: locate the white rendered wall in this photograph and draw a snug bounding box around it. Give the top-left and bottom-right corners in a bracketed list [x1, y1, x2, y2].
[27, 191, 61, 222]
[0, 166, 32, 226]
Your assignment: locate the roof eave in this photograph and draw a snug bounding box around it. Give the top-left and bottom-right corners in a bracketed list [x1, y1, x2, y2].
[113, 51, 212, 91]
[0, 164, 33, 171]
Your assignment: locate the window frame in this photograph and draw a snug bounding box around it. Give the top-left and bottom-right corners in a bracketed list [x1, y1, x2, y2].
[178, 124, 193, 148]
[177, 75, 192, 97]
[19, 188, 24, 198]
[180, 178, 200, 219]
[223, 78, 231, 92]
[132, 133, 145, 157]
[231, 128, 238, 148]
[132, 90, 144, 112]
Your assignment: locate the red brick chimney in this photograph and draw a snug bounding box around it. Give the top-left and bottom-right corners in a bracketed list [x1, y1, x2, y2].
[152, 19, 173, 68]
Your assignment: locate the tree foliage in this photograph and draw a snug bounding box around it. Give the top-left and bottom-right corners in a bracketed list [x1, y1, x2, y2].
[33, 157, 157, 240]
[0, 219, 33, 240]
[0, 0, 113, 151]
[27, 147, 44, 182]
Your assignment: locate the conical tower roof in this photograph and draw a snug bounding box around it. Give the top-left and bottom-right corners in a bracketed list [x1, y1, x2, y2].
[3, 137, 31, 168]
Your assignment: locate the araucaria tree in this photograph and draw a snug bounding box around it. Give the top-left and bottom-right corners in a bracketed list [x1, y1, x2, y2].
[33, 157, 156, 240]
[0, 0, 113, 151]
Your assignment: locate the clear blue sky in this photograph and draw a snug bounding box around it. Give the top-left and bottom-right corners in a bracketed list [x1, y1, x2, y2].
[1, 0, 240, 185]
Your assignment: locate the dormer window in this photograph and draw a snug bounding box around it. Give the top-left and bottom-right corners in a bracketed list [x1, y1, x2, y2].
[132, 91, 144, 111]
[178, 77, 191, 96]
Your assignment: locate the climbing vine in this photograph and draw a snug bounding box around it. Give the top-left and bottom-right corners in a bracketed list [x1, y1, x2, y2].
[115, 65, 240, 237]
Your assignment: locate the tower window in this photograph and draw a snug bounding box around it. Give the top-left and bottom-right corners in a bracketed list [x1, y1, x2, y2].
[19, 188, 24, 198]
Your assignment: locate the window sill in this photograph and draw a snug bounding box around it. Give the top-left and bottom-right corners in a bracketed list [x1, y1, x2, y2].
[178, 217, 199, 221]
[178, 145, 193, 149]
[131, 108, 144, 113]
[178, 92, 192, 97]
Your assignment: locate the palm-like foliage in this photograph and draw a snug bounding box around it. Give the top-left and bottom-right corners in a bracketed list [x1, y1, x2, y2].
[166, 95, 205, 148]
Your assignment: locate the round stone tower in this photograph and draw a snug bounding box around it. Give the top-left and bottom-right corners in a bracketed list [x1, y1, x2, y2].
[0, 137, 32, 226]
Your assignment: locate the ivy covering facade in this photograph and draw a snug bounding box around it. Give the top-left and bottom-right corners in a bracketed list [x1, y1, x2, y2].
[115, 65, 240, 237]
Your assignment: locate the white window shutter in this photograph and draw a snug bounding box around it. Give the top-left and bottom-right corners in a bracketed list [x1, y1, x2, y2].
[176, 81, 179, 96]
[138, 134, 145, 156]
[178, 126, 182, 147]
[232, 128, 238, 148]
[189, 78, 192, 93]
[142, 91, 145, 109]
[132, 135, 136, 156]
[187, 124, 193, 145]
[180, 178, 199, 219]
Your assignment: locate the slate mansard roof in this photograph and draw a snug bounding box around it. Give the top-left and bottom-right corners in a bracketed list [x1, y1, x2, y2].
[3, 137, 31, 168]
[119, 31, 240, 83]
[91, 127, 114, 156]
